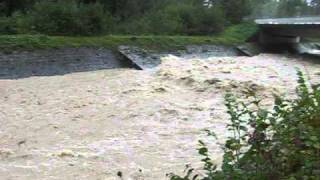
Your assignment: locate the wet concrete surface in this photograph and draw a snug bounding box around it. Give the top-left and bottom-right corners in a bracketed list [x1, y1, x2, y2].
[119, 45, 240, 70]
[0, 45, 238, 78]
[0, 48, 130, 79]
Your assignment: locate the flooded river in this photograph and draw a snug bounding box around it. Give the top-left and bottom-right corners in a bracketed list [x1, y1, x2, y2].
[0, 53, 319, 179]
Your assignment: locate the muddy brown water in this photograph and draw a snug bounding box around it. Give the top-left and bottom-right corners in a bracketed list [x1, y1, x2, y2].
[0, 52, 320, 179]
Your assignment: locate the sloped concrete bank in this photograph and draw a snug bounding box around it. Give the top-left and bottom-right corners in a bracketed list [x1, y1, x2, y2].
[0, 47, 131, 79]
[0, 45, 240, 79]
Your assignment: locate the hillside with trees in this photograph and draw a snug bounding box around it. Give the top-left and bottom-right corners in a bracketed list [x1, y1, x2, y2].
[0, 0, 319, 36]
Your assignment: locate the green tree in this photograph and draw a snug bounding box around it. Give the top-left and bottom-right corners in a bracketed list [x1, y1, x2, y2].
[276, 0, 309, 17]
[0, 0, 253, 35]
[1, 0, 35, 16]
[250, 0, 279, 18]
[26, 0, 112, 35]
[311, 0, 320, 14]
[218, 0, 252, 24]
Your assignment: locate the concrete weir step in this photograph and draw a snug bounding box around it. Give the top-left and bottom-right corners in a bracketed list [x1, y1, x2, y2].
[118, 45, 241, 70]
[118, 46, 161, 70]
[237, 43, 263, 57]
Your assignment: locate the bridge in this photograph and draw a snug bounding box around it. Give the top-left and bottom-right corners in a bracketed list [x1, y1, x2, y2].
[255, 17, 320, 44]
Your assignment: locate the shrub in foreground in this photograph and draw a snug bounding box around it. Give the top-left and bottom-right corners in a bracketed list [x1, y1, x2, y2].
[169, 71, 320, 180]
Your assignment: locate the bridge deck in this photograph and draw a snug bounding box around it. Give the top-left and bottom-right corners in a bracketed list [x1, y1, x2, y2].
[255, 17, 320, 25]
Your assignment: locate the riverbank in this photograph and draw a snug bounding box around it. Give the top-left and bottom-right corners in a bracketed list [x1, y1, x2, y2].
[0, 23, 257, 51]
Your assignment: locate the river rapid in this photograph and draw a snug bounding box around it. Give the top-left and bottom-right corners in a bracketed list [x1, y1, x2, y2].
[0, 54, 319, 179]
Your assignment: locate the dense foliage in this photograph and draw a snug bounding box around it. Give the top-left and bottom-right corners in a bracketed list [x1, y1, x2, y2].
[169, 71, 320, 179]
[0, 0, 319, 35]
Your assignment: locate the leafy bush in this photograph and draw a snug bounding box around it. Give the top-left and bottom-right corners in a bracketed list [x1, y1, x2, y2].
[169, 71, 320, 180]
[154, 3, 225, 35]
[0, 12, 32, 35]
[26, 0, 113, 36]
[76, 3, 113, 35]
[189, 5, 225, 35]
[220, 0, 251, 24]
[115, 3, 225, 35]
[0, 16, 16, 34]
[145, 6, 184, 35]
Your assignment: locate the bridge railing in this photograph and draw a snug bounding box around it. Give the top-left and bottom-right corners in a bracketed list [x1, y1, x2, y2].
[255, 17, 320, 25]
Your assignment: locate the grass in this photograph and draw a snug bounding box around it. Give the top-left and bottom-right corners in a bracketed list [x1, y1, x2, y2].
[0, 23, 257, 51]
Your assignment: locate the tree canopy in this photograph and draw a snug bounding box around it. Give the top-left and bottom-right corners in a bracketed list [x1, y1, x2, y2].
[0, 0, 319, 35]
